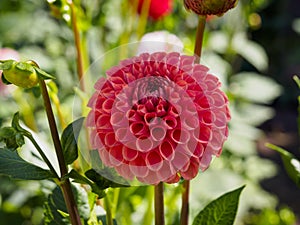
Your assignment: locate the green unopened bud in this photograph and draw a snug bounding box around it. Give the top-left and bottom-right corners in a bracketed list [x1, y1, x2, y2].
[1, 60, 39, 88]
[184, 0, 238, 16]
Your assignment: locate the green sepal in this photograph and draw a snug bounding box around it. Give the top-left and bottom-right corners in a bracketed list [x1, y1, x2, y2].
[0, 148, 54, 180]
[61, 117, 84, 165]
[192, 185, 245, 225]
[0, 126, 24, 151]
[12, 112, 32, 136]
[16, 61, 35, 74]
[0, 112, 31, 150]
[0, 60, 14, 70]
[34, 66, 56, 80]
[0, 60, 13, 85]
[1, 71, 12, 85]
[0, 127, 17, 139]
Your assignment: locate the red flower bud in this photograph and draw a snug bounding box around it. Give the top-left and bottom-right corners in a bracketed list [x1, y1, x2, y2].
[137, 0, 172, 20]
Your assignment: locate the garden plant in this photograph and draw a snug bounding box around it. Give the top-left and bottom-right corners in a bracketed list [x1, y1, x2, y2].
[0, 0, 299, 225]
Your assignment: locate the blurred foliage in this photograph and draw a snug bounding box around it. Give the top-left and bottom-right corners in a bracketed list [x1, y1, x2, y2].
[0, 0, 299, 224]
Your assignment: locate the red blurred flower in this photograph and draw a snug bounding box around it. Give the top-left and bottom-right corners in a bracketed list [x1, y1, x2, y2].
[87, 52, 230, 185]
[0, 48, 20, 96]
[137, 0, 172, 20]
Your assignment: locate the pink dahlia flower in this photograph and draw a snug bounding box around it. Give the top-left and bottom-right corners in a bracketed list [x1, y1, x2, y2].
[0, 48, 20, 96]
[137, 0, 172, 20]
[87, 52, 230, 185]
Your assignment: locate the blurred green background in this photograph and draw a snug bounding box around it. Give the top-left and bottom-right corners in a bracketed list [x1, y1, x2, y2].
[0, 0, 299, 224]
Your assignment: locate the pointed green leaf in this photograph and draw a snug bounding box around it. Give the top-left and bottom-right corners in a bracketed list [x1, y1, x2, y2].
[192, 186, 245, 225]
[266, 143, 300, 187]
[61, 118, 84, 165]
[0, 148, 54, 180]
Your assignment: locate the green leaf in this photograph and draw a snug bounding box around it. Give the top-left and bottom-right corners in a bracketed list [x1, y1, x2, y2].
[89, 149, 130, 187]
[230, 72, 282, 104]
[192, 186, 245, 225]
[0, 148, 54, 180]
[85, 169, 129, 190]
[232, 32, 268, 72]
[44, 184, 90, 225]
[266, 143, 300, 188]
[61, 117, 84, 165]
[67, 169, 106, 198]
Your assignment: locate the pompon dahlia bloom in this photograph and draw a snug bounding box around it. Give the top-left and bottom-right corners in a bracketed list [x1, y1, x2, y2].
[137, 0, 172, 20]
[0, 48, 20, 96]
[184, 0, 238, 16]
[86, 52, 230, 185]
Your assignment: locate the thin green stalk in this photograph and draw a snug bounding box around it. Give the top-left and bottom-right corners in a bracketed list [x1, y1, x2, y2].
[143, 186, 154, 225]
[180, 15, 207, 225]
[104, 193, 113, 225]
[24, 134, 59, 179]
[154, 182, 165, 225]
[39, 79, 82, 225]
[111, 188, 120, 219]
[137, 0, 151, 39]
[69, 0, 85, 92]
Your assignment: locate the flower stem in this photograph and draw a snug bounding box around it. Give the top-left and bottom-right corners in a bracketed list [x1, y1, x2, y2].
[154, 182, 165, 225]
[69, 0, 85, 92]
[194, 15, 207, 64]
[39, 79, 82, 225]
[180, 180, 190, 225]
[180, 15, 207, 225]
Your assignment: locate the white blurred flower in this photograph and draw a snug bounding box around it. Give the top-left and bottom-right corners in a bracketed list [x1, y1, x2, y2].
[137, 31, 184, 55]
[0, 48, 20, 96]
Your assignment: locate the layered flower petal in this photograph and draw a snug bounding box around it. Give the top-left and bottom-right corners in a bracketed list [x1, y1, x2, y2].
[87, 52, 230, 185]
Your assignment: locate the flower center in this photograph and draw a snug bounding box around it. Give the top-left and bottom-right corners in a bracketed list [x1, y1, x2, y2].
[147, 77, 163, 93]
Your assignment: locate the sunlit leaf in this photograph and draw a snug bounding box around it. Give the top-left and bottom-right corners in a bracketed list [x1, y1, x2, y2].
[0, 148, 54, 180]
[61, 117, 84, 165]
[192, 186, 245, 225]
